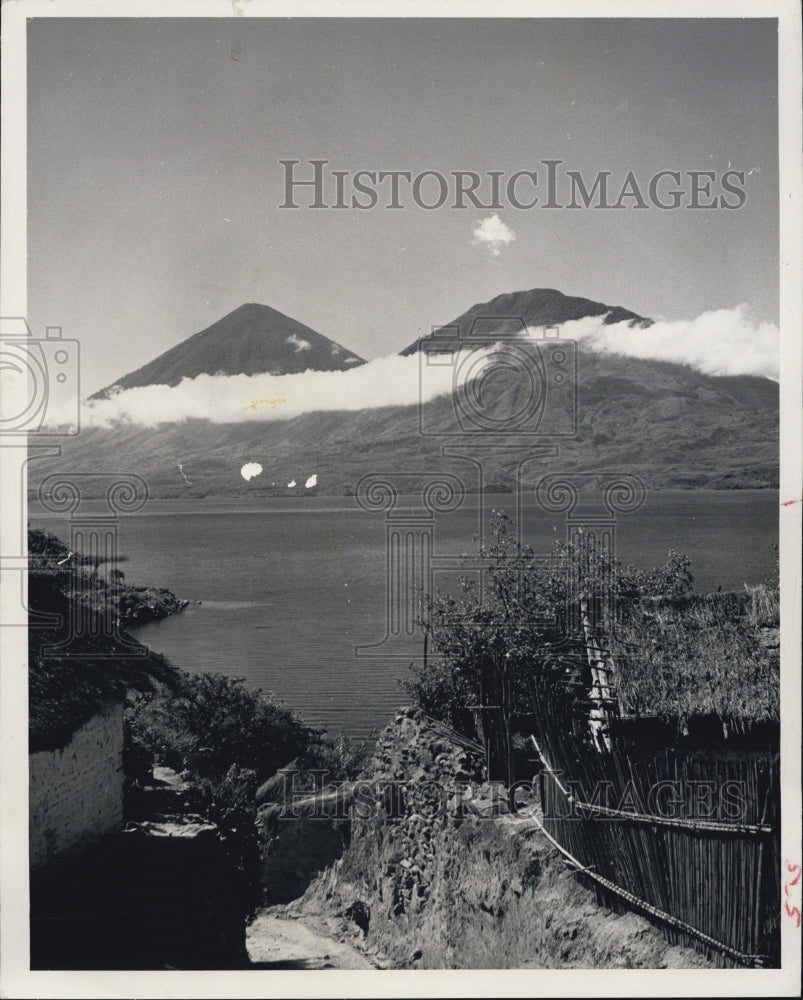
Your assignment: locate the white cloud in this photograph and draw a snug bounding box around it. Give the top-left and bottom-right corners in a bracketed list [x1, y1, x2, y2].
[287, 479, 296, 488]
[286, 334, 311, 352]
[80, 349, 494, 428]
[305, 473, 318, 488]
[472, 214, 515, 257]
[539, 305, 779, 380]
[240, 461, 263, 481]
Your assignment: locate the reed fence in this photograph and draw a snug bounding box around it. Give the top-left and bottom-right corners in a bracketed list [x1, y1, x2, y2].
[527, 671, 780, 968]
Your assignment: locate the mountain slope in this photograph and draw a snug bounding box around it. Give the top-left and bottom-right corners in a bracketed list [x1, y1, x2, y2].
[92, 303, 365, 399]
[33, 289, 777, 498]
[400, 288, 649, 356]
[38, 351, 778, 499]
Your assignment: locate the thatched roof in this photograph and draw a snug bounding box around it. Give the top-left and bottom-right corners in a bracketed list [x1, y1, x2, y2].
[29, 569, 182, 753]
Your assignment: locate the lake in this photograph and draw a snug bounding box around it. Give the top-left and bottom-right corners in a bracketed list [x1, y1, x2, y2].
[29, 489, 778, 741]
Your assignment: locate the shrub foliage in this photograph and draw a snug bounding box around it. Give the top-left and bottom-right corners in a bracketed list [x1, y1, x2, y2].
[125, 672, 366, 784]
[125, 673, 368, 917]
[405, 510, 779, 736]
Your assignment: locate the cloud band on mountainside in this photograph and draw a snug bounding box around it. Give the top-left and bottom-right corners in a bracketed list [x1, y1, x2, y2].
[553, 305, 778, 380]
[81, 351, 494, 428]
[79, 305, 777, 428]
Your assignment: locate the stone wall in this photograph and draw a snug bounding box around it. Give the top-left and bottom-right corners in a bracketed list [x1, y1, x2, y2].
[292, 710, 714, 970]
[29, 699, 124, 871]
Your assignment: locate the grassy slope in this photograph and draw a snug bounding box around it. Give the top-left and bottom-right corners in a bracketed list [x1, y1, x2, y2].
[35, 349, 778, 498]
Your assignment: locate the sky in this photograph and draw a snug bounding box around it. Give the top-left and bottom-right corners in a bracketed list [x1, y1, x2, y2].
[26, 16, 779, 396]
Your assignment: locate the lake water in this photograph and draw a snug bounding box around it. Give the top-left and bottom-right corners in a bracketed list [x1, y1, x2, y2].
[29, 489, 778, 741]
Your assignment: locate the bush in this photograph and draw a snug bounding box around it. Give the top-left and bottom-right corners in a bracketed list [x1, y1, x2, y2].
[124, 673, 369, 917]
[125, 671, 368, 784]
[405, 510, 779, 737]
[126, 673, 320, 781]
[196, 764, 262, 919]
[308, 731, 371, 782]
[405, 510, 589, 731]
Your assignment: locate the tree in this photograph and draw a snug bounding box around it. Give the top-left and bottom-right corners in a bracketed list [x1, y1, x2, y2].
[406, 510, 584, 732]
[406, 510, 704, 734]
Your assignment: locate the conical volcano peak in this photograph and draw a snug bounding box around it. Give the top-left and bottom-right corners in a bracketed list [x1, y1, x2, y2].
[92, 303, 365, 399]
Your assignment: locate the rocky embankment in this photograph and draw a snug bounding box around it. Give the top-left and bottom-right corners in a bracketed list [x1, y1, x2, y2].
[271, 710, 713, 970]
[113, 585, 189, 626]
[28, 527, 189, 626]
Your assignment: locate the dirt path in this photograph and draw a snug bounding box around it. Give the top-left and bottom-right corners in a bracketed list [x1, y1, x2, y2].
[246, 909, 378, 969]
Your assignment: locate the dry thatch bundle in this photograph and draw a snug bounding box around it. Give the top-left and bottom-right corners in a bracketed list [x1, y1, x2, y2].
[29, 561, 182, 753]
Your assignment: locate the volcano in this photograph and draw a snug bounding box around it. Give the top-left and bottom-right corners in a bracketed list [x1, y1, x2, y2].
[91, 302, 365, 399]
[400, 288, 649, 356]
[37, 288, 777, 499]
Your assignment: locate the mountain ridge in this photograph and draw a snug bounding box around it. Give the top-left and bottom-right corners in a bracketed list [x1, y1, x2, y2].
[42, 356, 777, 499]
[400, 288, 650, 356]
[91, 302, 366, 399]
[37, 288, 778, 498]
